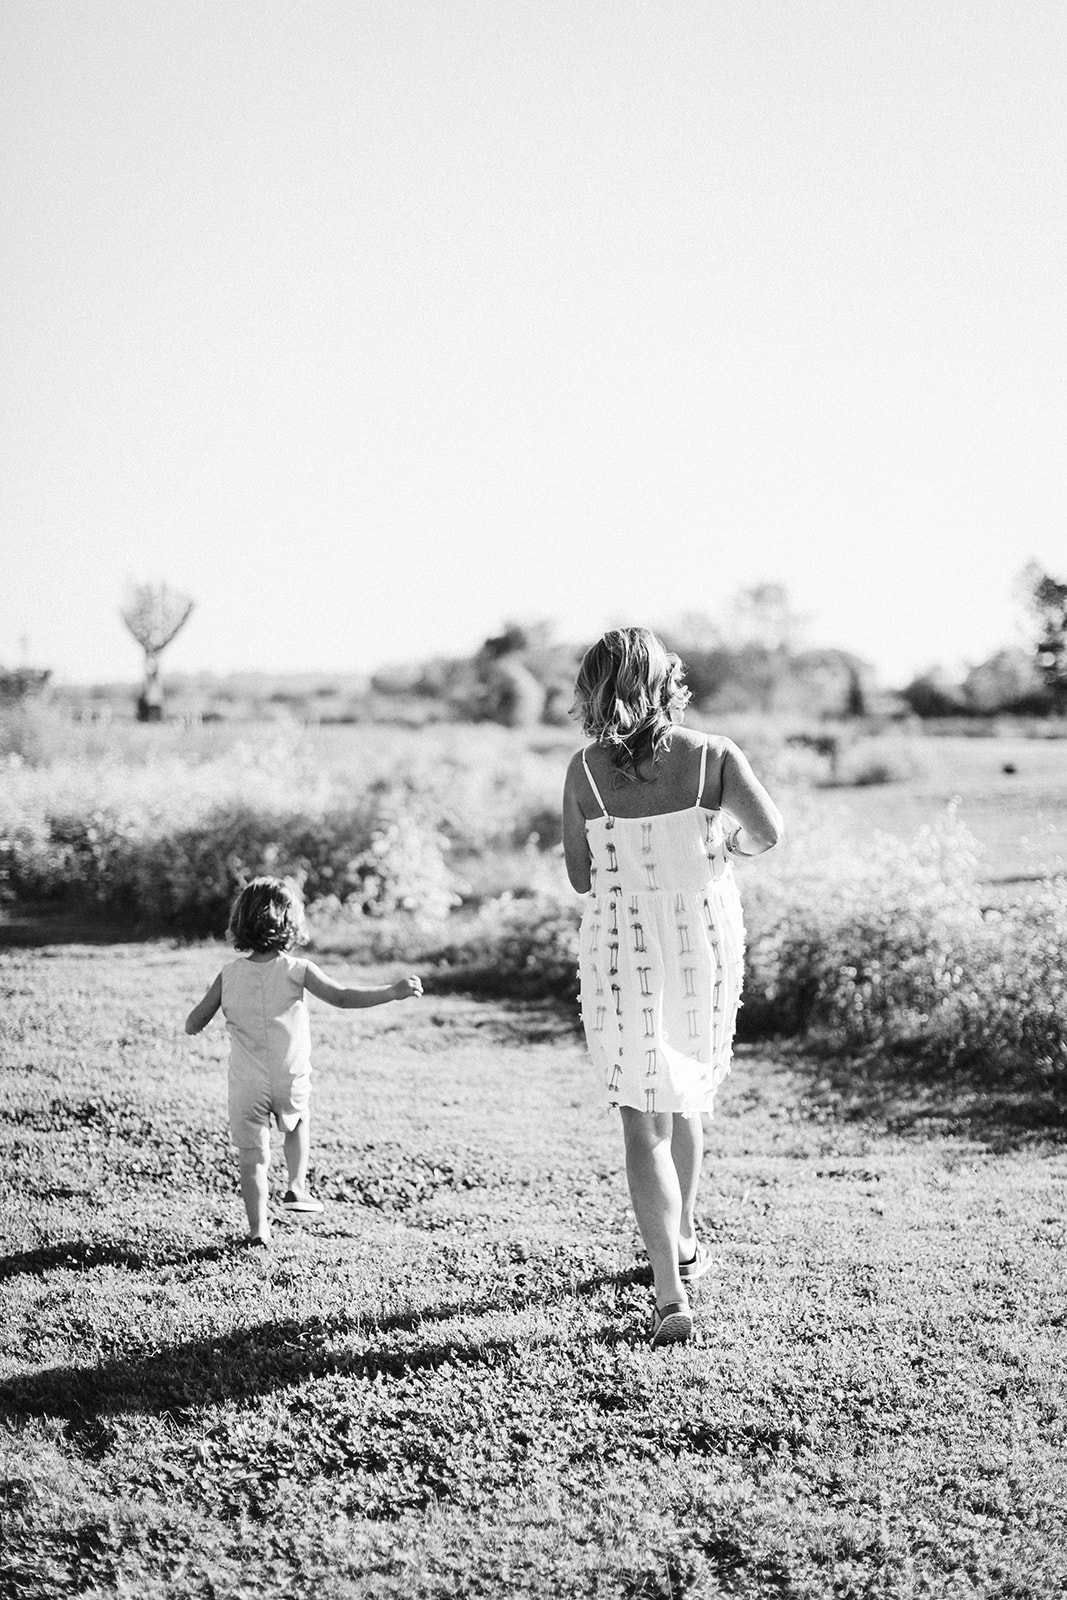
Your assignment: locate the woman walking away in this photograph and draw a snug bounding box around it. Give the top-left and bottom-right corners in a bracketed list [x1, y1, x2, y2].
[563, 628, 782, 1347]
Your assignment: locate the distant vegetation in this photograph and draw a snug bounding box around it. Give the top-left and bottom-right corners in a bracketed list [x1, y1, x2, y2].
[2, 565, 1064, 1090]
[1, 719, 1063, 1090]
[15, 563, 1061, 729]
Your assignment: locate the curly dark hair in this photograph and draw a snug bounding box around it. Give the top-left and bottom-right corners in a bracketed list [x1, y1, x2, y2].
[572, 627, 691, 780]
[227, 877, 307, 953]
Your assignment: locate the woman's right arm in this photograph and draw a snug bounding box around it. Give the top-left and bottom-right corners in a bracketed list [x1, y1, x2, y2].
[719, 741, 783, 857]
[562, 754, 593, 894]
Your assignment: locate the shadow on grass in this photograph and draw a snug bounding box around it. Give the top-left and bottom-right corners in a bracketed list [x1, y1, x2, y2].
[0, 1267, 645, 1437]
[0, 1239, 237, 1282]
[794, 1045, 1067, 1152]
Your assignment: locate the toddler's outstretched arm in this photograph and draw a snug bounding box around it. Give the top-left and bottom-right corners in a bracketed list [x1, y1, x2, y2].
[304, 963, 423, 1009]
[185, 973, 222, 1034]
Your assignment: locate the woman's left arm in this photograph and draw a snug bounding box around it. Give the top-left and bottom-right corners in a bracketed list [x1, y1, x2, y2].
[562, 754, 593, 893]
[719, 741, 783, 856]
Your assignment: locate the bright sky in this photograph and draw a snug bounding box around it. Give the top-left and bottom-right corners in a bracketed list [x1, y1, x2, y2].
[2, 0, 1064, 688]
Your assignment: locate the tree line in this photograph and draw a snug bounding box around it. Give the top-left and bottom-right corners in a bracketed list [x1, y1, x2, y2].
[369, 567, 1067, 726]
[3, 566, 1063, 725]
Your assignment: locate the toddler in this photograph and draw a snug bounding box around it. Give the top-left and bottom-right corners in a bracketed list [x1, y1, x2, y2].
[185, 876, 422, 1246]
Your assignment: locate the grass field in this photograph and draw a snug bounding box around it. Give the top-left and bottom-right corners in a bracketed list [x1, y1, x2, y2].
[300, 723, 1067, 892]
[2, 940, 1065, 1598]
[801, 734, 1067, 894]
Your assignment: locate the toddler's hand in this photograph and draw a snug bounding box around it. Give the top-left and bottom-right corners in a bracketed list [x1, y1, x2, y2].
[394, 975, 423, 1000]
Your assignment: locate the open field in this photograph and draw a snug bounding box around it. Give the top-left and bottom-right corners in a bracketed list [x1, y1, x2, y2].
[4, 720, 1065, 929]
[291, 722, 1067, 895]
[799, 734, 1067, 894]
[2, 941, 1065, 1598]
[281, 722, 1067, 891]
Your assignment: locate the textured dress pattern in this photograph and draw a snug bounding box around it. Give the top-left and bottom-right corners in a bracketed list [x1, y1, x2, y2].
[578, 743, 745, 1117]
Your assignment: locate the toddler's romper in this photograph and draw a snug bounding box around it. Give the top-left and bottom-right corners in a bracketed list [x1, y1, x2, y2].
[578, 739, 745, 1116]
[221, 953, 312, 1156]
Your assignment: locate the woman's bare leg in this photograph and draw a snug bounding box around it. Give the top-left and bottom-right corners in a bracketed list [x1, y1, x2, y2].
[620, 1108, 687, 1309]
[671, 1112, 705, 1262]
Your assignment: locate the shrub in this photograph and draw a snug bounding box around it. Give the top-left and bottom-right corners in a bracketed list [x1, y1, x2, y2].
[429, 891, 581, 1002]
[311, 811, 460, 936]
[2, 725, 1062, 1089]
[742, 808, 1066, 1080]
[0, 792, 458, 940]
[941, 893, 1066, 1077]
[0, 703, 70, 765]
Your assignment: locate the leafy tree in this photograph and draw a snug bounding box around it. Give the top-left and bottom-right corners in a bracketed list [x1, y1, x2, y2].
[0, 667, 51, 706]
[474, 622, 549, 726]
[665, 586, 809, 714]
[727, 582, 806, 654]
[1021, 562, 1067, 712]
[900, 668, 967, 719]
[962, 648, 1044, 715]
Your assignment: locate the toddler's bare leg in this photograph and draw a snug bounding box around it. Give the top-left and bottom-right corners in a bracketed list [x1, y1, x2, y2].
[671, 1112, 705, 1260]
[283, 1116, 310, 1197]
[238, 1149, 271, 1242]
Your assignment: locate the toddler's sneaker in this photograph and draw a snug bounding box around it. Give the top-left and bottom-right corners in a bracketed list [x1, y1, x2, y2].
[282, 1189, 324, 1213]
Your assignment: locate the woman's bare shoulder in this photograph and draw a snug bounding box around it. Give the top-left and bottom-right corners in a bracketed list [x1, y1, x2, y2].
[680, 727, 739, 754]
[668, 726, 706, 752]
[564, 745, 601, 802]
[670, 726, 738, 762]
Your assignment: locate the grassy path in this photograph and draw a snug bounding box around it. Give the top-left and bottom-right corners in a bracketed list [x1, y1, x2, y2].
[1, 942, 1065, 1598]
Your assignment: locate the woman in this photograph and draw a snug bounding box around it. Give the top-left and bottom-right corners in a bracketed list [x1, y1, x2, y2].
[563, 627, 782, 1346]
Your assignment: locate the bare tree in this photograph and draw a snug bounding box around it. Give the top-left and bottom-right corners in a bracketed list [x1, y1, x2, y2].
[120, 583, 195, 721]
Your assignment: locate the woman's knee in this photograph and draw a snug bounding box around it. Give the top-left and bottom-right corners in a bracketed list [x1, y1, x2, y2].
[620, 1107, 675, 1151]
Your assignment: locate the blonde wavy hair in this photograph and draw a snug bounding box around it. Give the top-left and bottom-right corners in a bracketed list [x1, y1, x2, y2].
[573, 627, 691, 779]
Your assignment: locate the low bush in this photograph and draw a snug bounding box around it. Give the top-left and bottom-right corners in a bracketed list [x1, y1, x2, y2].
[0, 723, 558, 935]
[2, 722, 1062, 1088]
[429, 892, 581, 1002]
[0, 796, 458, 940]
[742, 809, 1066, 1080]
[427, 807, 1066, 1089]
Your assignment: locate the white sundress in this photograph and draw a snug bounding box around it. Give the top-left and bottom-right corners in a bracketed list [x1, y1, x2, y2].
[578, 739, 746, 1117]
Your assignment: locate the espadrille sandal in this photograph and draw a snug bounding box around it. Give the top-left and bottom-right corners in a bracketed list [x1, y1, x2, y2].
[679, 1240, 713, 1283]
[650, 1300, 693, 1348]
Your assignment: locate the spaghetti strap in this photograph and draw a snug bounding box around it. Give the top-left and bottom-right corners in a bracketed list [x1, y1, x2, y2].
[695, 738, 709, 806]
[581, 749, 608, 816]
